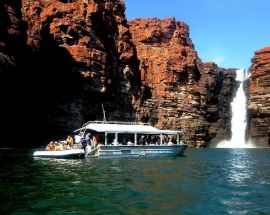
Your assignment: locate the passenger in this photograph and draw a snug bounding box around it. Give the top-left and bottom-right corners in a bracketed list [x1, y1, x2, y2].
[54, 142, 60, 151]
[155, 137, 161, 145]
[74, 135, 82, 144]
[163, 136, 169, 145]
[59, 143, 64, 150]
[146, 135, 151, 145]
[91, 135, 97, 148]
[150, 136, 156, 145]
[122, 136, 127, 145]
[167, 138, 174, 146]
[82, 133, 91, 150]
[171, 136, 177, 144]
[127, 139, 133, 146]
[85, 133, 91, 145]
[53, 141, 58, 150]
[94, 133, 101, 143]
[66, 135, 74, 146]
[112, 139, 118, 146]
[139, 135, 146, 145]
[46, 141, 54, 151]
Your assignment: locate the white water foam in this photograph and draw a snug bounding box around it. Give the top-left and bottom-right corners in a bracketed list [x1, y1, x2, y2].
[216, 69, 255, 148]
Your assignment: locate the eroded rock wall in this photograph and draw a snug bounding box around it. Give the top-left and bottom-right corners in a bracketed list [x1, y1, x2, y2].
[0, 1, 23, 73]
[0, 1, 32, 145]
[129, 18, 235, 147]
[21, 0, 140, 138]
[198, 62, 236, 145]
[0, 1, 236, 147]
[248, 46, 270, 147]
[0, 0, 139, 146]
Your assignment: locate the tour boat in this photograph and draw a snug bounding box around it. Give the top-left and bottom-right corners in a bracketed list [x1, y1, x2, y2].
[75, 121, 188, 157]
[33, 149, 85, 159]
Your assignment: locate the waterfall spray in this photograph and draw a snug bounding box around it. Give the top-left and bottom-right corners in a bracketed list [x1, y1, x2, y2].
[216, 69, 254, 148]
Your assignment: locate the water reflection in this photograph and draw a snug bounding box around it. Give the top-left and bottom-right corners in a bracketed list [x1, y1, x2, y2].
[218, 149, 261, 214]
[1, 149, 270, 214]
[225, 149, 254, 185]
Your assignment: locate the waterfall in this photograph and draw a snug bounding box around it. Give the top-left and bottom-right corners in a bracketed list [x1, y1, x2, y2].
[216, 69, 254, 148]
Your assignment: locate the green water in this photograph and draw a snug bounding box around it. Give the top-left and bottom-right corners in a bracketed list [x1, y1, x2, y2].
[1, 148, 270, 214]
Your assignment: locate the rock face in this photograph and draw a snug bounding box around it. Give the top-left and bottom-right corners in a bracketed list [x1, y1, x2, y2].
[21, 0, 139, 139]
[0, 1, 23, 73]
[0, 1, 30, 145]
[0, 2, 236, 147]
[198, 62, 236, 145]
[129, 18, 235, 147]
[0, 0, 139, 146]
[248, 46, 270, 147]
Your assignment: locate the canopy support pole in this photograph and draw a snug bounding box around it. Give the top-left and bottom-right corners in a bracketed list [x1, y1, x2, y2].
[134, 133, 137, 145]
[105, 132, 108, 146]
[115, 133, 118, 142]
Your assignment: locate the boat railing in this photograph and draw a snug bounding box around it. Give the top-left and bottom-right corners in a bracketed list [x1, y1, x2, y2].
[82, 121, 151, 127]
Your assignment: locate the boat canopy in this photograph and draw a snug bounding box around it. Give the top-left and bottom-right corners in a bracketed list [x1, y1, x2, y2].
[74, 121, 183, 135]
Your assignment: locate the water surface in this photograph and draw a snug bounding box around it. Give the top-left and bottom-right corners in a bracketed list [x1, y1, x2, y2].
[1, 148, 270, 214]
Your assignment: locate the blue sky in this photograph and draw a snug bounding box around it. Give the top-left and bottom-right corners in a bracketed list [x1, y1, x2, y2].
[125, 0, 270, 70]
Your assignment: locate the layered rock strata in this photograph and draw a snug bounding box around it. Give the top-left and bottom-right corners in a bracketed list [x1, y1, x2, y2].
[21, 0, 139, 138]
[129, 18, 235, 147]
[248, 46, 270, 147]
[0, 1, 236, 147]
[0, 0, 139, 146]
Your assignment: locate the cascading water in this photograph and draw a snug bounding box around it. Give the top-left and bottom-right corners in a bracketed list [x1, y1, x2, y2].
[216, 69, 254, 148]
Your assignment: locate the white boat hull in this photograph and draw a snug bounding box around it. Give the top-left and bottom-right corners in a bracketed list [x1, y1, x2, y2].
[94, 145, 187, 157]
[33, 149, 85, 159]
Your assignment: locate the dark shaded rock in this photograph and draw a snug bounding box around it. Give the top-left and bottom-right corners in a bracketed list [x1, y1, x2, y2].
[0, 0, 140, 147]
[198, 62, 236, 145]
[21, 0, 140, 139]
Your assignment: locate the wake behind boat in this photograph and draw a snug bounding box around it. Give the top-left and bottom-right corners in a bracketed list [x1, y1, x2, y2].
[75, 121, 188, 157]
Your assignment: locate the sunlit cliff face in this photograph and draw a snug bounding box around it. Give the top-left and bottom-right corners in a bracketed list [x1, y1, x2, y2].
[0, 1, 241, 147]
[247, 46, 270, 147]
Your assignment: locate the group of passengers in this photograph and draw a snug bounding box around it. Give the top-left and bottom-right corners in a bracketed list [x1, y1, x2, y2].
[46, 135, 77, 151]
[46, 131, 103, 151]
[82, 132, 101, 149]
[46, 133, 178, 150]
[108, 135, 177, 146]
[138, 135, 177, 145]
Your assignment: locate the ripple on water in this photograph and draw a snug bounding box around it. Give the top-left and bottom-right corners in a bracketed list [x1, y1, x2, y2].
[0, 148, 270, 214]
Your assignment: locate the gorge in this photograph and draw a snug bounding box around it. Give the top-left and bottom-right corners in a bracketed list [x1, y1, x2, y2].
[216, 69, 254, 148]
[0, 0, 269, 148]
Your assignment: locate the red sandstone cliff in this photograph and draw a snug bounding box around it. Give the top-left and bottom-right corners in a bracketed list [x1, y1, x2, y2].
[0, 0, 140, 145]
[0, 1, 236, 147]
[248, 46, 270, 147]
[21, 0, 140, 136]
[129, 18, 235, 147]
[0, 1, 25, 82]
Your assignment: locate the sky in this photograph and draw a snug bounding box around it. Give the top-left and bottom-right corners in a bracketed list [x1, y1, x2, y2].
[125, 0, 270, 70]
